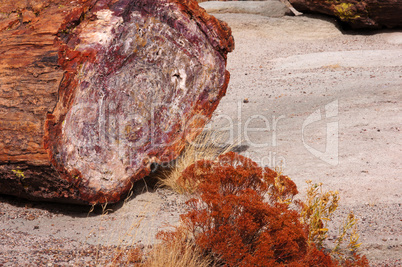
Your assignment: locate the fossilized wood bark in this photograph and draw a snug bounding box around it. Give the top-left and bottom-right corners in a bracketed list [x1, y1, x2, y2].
[0, 0, 234, 204]
[288, 0, 402, 29]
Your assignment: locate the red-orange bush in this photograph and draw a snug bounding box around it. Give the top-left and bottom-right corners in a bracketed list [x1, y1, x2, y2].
[177, 152, 338, 266]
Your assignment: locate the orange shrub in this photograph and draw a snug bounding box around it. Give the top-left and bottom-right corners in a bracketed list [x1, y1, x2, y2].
[177, 152, 337, 266]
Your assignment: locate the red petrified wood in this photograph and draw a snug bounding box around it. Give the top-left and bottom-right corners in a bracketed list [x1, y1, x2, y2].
[0, 0, 234, 204]
[289, 0, 402, 29]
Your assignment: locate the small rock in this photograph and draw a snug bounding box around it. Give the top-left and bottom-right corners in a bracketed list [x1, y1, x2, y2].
[26, 214, 36, 221]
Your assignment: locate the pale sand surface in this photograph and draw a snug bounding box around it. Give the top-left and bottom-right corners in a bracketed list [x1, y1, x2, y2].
[1, 13, 401, 265]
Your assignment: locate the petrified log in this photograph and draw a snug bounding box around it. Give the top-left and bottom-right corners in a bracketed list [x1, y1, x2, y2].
[288, 0, 402, 29]
[0, 0, 234, 204]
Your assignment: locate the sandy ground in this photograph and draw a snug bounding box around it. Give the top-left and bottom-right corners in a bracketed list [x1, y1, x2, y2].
[1, 13, 401, 266]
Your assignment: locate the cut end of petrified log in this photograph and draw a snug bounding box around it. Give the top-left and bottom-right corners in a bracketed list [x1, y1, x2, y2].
[39, 0, 234, 204]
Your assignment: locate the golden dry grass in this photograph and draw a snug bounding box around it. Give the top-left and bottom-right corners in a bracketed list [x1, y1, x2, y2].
[109, 227, 212, 267]
[144, 229, 212, 267]
[157, 130, 239, 194]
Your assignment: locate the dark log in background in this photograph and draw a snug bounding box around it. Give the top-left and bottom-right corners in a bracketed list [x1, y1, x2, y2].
[0, 0, 234, 204]
[288, 0, 402, 29]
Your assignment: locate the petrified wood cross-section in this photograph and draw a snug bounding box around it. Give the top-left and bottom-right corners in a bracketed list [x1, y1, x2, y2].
[0, 0, 234, 204]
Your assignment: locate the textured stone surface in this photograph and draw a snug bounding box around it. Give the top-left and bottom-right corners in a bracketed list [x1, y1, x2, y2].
[288, 0, 402, 29]
[0, 0, 233, 204]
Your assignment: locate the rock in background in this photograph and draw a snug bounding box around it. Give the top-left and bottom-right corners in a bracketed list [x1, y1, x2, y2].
[288, 0, 402, 29]
[0, 0, 233, 204]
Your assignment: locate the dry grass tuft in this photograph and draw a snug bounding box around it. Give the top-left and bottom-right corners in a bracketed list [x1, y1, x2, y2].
[109, 227, 212, 267]
[157, 130, 238, 194]
[144, 228, 212, 267]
